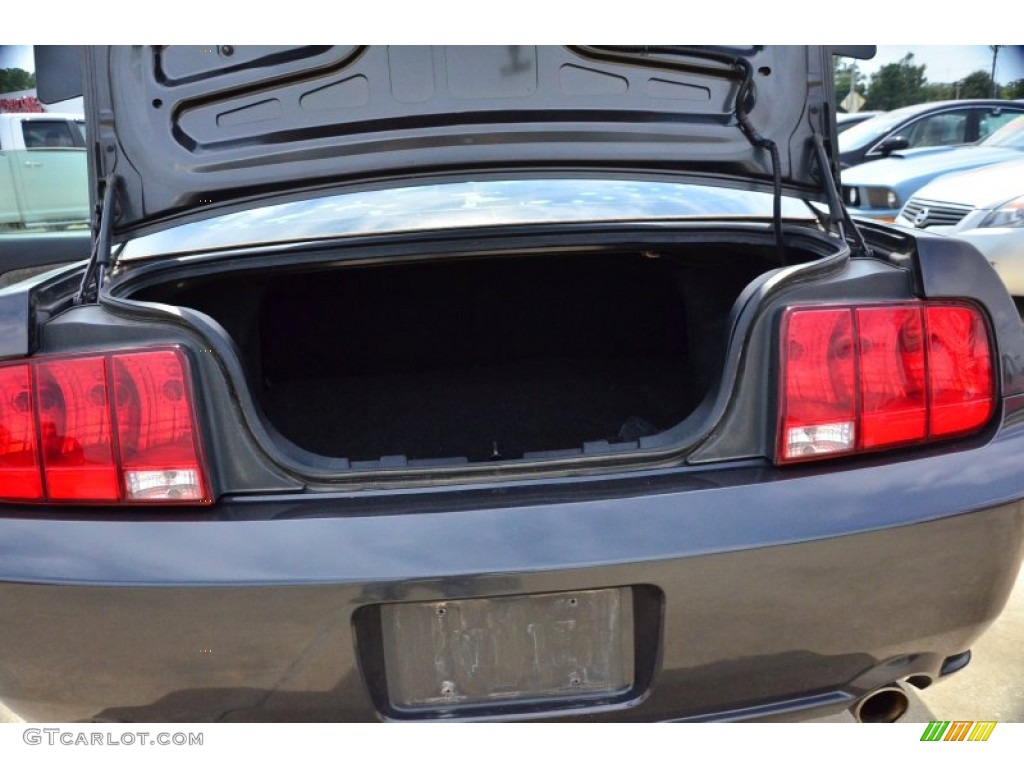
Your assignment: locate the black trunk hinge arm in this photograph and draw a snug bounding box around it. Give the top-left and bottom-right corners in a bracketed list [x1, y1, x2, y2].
[75, 173, 118, 305]
[808, 116, 872, 257]
[570, 47, 787, 265]
[731, 59, 786, 267]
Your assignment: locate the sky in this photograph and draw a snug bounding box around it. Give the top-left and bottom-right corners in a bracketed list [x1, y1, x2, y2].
[853, 45, 1024, 84]
[0, 46, 33, 72]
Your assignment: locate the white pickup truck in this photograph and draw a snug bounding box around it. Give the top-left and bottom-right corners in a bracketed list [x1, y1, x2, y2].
[0, 112, 89, 230]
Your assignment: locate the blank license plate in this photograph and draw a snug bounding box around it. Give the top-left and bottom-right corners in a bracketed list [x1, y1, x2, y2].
[380, 588, 634, 711]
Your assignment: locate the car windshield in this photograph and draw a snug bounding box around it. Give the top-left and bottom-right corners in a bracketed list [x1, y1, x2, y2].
[118, 178, 816, 262]
[980, 115, 1024, 148]
[838, 104, 931, 151]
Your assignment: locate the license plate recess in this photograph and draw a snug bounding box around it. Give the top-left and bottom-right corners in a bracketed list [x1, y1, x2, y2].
[380, 587, 635, 712]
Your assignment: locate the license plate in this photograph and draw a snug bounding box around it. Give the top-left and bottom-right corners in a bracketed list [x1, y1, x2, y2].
[380, 588, 634, 711]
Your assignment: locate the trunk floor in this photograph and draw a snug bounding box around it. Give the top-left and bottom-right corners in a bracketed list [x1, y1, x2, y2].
[261, 358, 695, 462]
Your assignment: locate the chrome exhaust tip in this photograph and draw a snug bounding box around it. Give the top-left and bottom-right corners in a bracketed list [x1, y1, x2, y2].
[852, 685, 910, 723]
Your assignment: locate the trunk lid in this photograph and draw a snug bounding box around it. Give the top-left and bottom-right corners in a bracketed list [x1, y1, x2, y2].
[82, 45, 871, 241]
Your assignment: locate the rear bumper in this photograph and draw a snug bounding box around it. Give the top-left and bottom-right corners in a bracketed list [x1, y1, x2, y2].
[1, 428, 1023, 722]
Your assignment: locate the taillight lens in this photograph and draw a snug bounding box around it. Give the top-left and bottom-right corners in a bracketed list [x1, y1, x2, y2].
[0, 347, 210, 504]
[858, 306, 927, 449]
[778, 302, 994, 463]
[780, 308, 857, 459]
[926, 306, 993, 437]
[0, 364, 43, 500]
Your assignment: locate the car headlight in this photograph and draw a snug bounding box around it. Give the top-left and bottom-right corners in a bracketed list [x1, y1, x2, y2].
[978, 195, 1024, 229]
[866, 187, 900, 209]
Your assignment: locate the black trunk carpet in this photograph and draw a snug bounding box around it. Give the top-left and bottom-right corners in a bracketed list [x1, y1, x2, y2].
[261, 357, 695, 462]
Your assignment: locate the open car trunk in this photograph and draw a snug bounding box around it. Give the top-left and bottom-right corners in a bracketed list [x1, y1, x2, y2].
[130, 242, 807, 467]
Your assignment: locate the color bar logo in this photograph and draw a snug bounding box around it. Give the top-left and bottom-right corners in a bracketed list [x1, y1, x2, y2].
[921, 721, 997, 741]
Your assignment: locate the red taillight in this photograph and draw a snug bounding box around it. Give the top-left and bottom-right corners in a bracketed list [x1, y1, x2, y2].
[0, 364, 43, 500]
[926, 306, 993, 438]
[857, 306, 927, 449]
[780, 308, 857, 458]
[112, 350, 207, 501]
[37, 356, 119, 501]
[0, 347, 210, 504]
[778, 302, 994, 464]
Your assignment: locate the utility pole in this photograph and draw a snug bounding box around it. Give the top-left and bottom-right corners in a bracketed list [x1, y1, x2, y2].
[991, 46, 1001, 98]
[850, 59, 859, 113]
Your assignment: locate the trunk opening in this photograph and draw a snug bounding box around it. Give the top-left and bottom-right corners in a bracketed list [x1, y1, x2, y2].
[129, 241, 814, 467]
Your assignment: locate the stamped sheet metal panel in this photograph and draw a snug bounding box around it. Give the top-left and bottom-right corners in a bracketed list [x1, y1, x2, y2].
[380, 588, 634, 711]
[85, 46, 833, 234]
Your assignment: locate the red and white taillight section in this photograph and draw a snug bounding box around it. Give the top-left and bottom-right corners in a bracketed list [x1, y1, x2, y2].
[778, 302, 994, 463]
[0, 347, 210, 504]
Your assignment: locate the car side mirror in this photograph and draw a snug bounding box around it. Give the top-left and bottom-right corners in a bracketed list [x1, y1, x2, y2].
[876, 136, 910, 155]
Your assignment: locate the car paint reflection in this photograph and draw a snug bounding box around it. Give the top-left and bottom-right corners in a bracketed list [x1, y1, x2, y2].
[119, 178, 813, 261]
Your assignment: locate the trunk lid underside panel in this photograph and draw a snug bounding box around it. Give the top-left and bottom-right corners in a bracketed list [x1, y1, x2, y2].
[84, 46, 846, 238]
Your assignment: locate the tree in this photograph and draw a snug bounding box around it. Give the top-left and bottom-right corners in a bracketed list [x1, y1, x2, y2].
[0, 68, 36, 95]
[864, 53, 927, 111]
[1004, 79, 1024, 99]
[958, 70, 995, 100]
[922, 82, 954, 102]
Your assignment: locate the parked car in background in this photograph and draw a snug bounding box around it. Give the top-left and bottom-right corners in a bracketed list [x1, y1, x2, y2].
[835, 110, 883, 134]
[841, 115, 1024, 222]
[1, 45, 1023, 725]
[895, 157, 1024, 305]
[0, 112, 88, 231]
[837, 99, 1024, 169]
